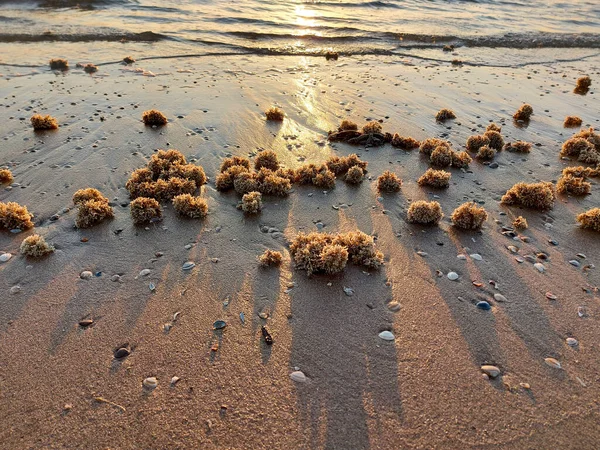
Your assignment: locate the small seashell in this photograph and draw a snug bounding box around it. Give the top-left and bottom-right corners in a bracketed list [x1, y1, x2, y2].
[80, 271, 93, 280]
[470, 253, 482, 261]
[473, 281, 483, 287]
[378, 330, 395, 341]
[79, 319, 94, 327]
[163, 323, 172, 332]
[387, 301, 401, 311]
[290, 371, 307, 383]
[494, 293, 507, 302]
[149, 283, 156, 291]
[533, 263, 545, 273]
[520, 382, 531, 389]
[569, 260, 580, 268]
[515, 256, 524, 263]
[544, 357, 561, 369]
[457, 254, 467, 260]
[476, 301, 491, 310]
[416, 251, 428, 257]
[182, 261, 195, 271]
[577, 306, 587, 318]
[138, 269, 151, 277]
[10, 285, 21, 294]
[447, 272, 459, 281]
[545, 292, 557, 300]
[143, 377, 158, 389]
[170, 376, 181, 386]
[566, 337, 578, 347]
[0, 253, 12, 262]
[114, 347, 130, 359]
[343, 286, 355, 296]
[258, 312, 269, 319]
[213, 320, 227, 330]
[481, 365, 501, 378]
[576, 253, 586, 259]
[507, 245, 519, 253]
[239, 312, 245, 324]
[173, 311, 181, 321]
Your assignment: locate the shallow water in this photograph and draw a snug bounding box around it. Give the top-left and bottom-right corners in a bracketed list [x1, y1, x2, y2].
[0, 0, 599, 65]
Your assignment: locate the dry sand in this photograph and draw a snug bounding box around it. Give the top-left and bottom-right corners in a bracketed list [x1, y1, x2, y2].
[1, 54, 600, 449]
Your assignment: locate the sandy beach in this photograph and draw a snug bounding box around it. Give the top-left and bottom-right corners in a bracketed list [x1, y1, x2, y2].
[1, 51, 600, 449]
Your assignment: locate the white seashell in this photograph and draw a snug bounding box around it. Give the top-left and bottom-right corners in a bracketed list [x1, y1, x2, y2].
[290, 371, 306, 383]
[138, 269, 151, 277]
[457, 254, 467, 260]
[143, 377, 158, 389]
[10, 285, 21, 294]
[566, 338, 578, 347]
[0, 253, 12, 262]
[447, 272, 459, 281]
[544, 357, 561, 369]
[343, 286, 354, 296]
[182, 262, 195, 271]
[378, 330, 395, 341]
[470, 254, 482, 261]
[534, 263, 545, 273]
[494, 293, 508, 302]
[416, 251, 428, 257]
[481, 365, 501, 378]
[80, 271, 93, 280]
[170, 376, 181, 386]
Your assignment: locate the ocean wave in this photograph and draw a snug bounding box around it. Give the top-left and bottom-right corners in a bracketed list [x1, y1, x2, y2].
[0, 30, 168, 43]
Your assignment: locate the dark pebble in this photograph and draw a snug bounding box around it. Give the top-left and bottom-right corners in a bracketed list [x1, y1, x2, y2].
[261, 326, 274, 345]
[476, 301, 491, 310]
[114, 347, 130, 359]
[489, 162, 499, 169]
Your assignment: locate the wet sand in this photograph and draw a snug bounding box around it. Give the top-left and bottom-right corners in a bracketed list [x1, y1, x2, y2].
[1, 55, 600, 449]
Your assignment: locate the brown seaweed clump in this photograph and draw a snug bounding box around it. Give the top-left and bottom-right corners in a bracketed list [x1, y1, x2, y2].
[556, 174, 591, 196]
[575, 76, 592, 94]
[49, 58, 68, 71]
[256, 168, 292, 196]
[289, 230, 383, 275]
[418, 168, 451, 188]
[240, 191, 263, 214]
[560, 137, 594, 158]
[142, 109, 168, 126]
[123, 56, 135, 64]
[513, 216, 528, 230]
[325, 51, 339, 61]
[430, 145, 453, 167]
[265, 107, 285, 121]
[130, 197, 162, 224]
[391, 134, 420, 150]
[0, 201, 34, 230]
[562, 166, 599, 178]
[466, 135, 489, 153]
[312, 169, 336, 189]
[220, 156, 251, 172]
[339, 120, 358, 131]
[0, 169, 13, 184]
[172, 194, 208, 219]
[30, 114, 58, 130]
[84, 64, 98, 74]
[577, 208, 600, 231]
[345, 166, 364, 184]
[564, 116, 583, 128]
[126, 149, 205, 201]
[450, 202, 488, 230]
[451, 151, 472, 169]
[362, 121, 383, 134]
[486, 123, 502, 133]
[294, 164, 336, 189]
[476, 145, 496, 161]
[377, 170, 402, 192]
[513, 104, 533, 122]
[73, 189, 114, 228]
[407, 201, 443, 225]
[573, 127, 600, 151]
[501, 182, 555, 210]
[435, 108, 456, 122]
[255, 150, 280, 171]
[258, 249, 283, 267]
[234, 172, 259, 195]
[503, 141, 531, 153]
[578, 146, 600, 165]
[419, 138, 449, 156]
[325, 154, 367, 175]
[483, 130, 504, 151]
[20, 234, 54, 257]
